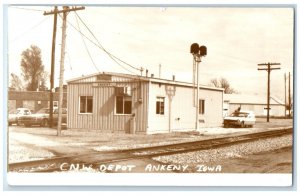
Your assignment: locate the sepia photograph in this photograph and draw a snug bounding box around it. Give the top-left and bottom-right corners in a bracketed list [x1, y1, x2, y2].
[4, 3, 295, 188]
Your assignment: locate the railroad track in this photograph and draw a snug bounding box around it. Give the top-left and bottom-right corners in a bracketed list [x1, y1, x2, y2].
[8, 128, 292, 172]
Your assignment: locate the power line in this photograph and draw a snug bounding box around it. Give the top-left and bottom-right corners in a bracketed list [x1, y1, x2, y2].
[63, 14, 138, 75]
[75, 11, 140, 71]
[63, 14, 136, 74]
[74, 13, 100, 73]
[10, 6, 45, 12]
[74, 12, 142, 72]
[10, 16, 50, 43]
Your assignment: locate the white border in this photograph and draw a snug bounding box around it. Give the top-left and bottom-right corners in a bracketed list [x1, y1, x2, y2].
[7, 173, 292, 186]
[2, 0, 298, 190]
[1, 0, 300, 5]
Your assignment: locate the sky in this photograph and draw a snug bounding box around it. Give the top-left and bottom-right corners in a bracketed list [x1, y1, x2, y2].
[6, 5, 294, 101]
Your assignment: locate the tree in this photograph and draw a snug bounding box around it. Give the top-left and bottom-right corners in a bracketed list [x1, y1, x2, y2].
[210, 77, 237, 94]
[20, 45, 48, 91]
[9, 73, 23, 91]
[38, 71, 49, 91]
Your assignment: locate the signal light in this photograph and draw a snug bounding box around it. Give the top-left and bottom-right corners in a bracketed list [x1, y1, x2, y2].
[199, 46, 207, 56]
[190, 43, 200, 54]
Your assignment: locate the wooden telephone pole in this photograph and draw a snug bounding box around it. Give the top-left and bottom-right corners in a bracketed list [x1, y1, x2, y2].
[288, 72, 291, 117]
[44, 6, 85, 136]
[44, 6, 58, 128]
[284, 73, 287, 117]
[258, 62, 280, 122]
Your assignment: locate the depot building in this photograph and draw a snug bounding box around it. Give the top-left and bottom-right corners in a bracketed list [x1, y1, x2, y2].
[67, 72, 224, 134]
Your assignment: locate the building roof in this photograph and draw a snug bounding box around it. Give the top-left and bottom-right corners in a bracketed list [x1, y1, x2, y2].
[67, 72, 224, 92]
[8, 90, 67, 101]
[224, 94, 285, 105]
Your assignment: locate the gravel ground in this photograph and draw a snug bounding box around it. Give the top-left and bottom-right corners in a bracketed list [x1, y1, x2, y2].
[9, 144, 54, 163]
[153, 135, 293, 172]
[7, 118, 293, 164]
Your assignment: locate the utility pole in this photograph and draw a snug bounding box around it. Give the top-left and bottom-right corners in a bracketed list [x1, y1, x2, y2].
[44, 6, 58, 128]
[284, 73, 287, 117]
[288, 72, 291, 117]
[258, 62, 280, 122]
[44, 6, 85, 136]
[57, 6, 68, 136]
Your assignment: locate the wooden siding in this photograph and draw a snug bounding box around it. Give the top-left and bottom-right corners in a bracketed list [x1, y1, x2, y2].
[69, 74, 142, 84]
[67, 81, 149, 133]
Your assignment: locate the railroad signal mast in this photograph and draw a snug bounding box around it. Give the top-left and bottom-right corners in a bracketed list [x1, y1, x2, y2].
[190, 43, 207, 132]
[257, 62, 281, 122]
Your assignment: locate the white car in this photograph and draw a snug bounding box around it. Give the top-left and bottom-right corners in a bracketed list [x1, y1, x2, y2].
[223, 110, 256, 128]
[19, 108, 67, 127]
[8, 108, 32, 126]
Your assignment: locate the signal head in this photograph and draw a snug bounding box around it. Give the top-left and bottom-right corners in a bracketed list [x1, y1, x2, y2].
[199, 45, 207, 56]
[190, 43, 200, 54]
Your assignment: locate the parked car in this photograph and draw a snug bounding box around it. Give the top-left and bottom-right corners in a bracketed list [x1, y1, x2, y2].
[18, 108, 67, 127]
[223, 110, 256, 128]
[8, 108, 32, 126]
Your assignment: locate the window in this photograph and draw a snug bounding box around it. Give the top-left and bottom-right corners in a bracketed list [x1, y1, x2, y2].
[53, 101, 58, 107]
[156, 97, 165, 115]
[116, 96, 132, 114]
[199, 99, 205, 114]
[115, 86, 131, 96]
[80, 96, 93, 113]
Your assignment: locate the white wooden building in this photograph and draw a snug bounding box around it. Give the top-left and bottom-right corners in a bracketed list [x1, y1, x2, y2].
[67, 72, 224, 134]
[223, 94, 286, 117]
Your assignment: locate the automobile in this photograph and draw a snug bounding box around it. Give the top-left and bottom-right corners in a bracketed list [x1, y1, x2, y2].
[8, 108, 32, 126]
[223, 110, 256, 128]
[18, 107, 67, 127]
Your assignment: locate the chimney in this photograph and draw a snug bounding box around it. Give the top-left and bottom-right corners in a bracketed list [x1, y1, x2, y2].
[172, 75, 175, 81]
[159, 64, 161, 78]
[151, 74, 154, 78]
[146, 69, 148, 77]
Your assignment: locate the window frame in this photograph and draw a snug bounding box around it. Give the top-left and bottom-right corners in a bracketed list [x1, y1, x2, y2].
[79, 96, 93, 114]
[199, 99, 205, 115]
[53, 101, 59, 108]
[115, 95, 132, 115]
[156, 96, 165, 115]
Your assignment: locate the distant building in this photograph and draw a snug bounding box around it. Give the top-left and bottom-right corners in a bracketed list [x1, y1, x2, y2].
[67, 72, 224, 134]
[223, 94, 285, 117]
[8, 90, 67, 113]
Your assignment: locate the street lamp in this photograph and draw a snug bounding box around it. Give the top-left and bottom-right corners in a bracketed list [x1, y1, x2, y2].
[190, 43, 207, 132]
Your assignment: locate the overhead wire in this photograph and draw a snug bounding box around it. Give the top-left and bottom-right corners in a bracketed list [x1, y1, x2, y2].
[74, 13, 100, 72]
[74, 12, 142, 72]
[9, 6, 45, 12]
[60, 14, 138, 75]
[10, 16, 50, 43]
[69, 20, 136, 74]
